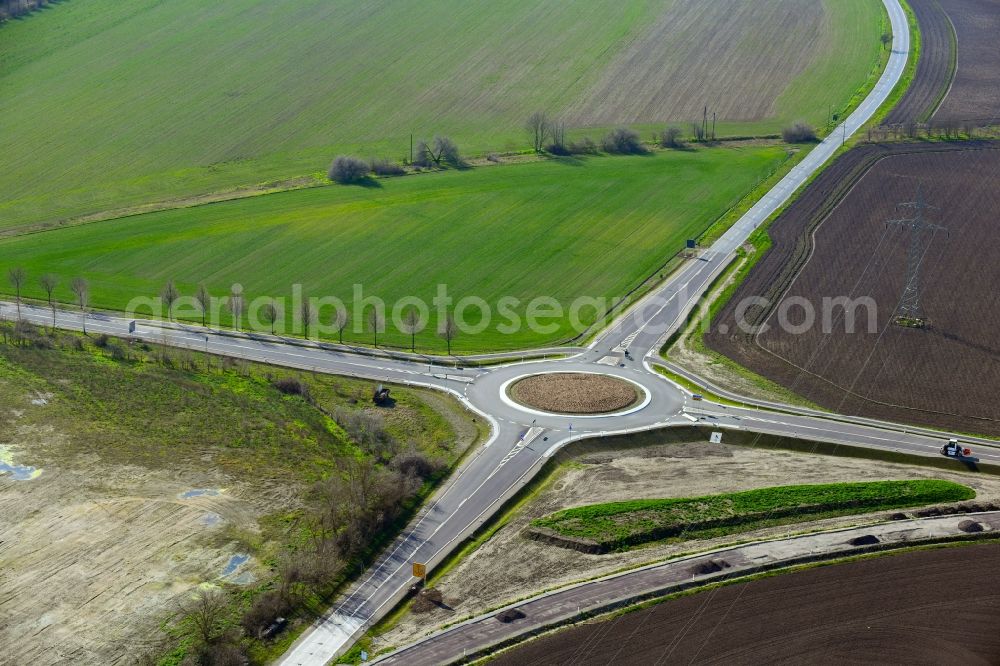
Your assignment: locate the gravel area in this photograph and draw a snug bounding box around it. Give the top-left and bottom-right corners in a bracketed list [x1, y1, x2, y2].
[509, 373, 639, 414]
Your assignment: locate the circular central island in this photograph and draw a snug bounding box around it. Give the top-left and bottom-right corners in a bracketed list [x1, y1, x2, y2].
[508, 372, 641, 415]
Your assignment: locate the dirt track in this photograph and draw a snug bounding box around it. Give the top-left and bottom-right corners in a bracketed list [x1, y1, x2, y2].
[510, 373, 637, 414]
[493, 543, 1000, 665]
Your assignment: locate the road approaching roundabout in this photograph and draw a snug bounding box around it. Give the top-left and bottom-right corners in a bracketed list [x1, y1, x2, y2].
[0, 2, 931, 663]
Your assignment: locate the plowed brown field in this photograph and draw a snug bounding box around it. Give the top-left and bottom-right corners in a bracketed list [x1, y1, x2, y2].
[493, 544, 1000, 665]
[885, 0, 956, 123]
[706, 141, 1000, 436]
[934, 0, 1000, 123]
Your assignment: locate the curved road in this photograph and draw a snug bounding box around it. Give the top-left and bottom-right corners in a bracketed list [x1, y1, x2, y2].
[0, 2, 943, 662]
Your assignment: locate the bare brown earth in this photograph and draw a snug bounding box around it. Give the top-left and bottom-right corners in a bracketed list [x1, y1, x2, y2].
[706, 142, 1000, 436]
[372, 431, 1000, 654]
[934, 0, 1000, 123]
[509, 373, 638, 414]
[885, 0, 956, 124]
[493, 543, 1000, 665]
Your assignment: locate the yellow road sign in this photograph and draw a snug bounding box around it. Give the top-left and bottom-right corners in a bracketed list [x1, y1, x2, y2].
[412, 562, 427, 579]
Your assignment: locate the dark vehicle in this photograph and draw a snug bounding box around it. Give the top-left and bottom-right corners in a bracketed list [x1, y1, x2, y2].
[373, 384, 391, 405]
[941, 438, 972, 458]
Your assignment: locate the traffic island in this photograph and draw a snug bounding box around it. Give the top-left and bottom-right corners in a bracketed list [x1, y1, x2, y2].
[508, 372, 640, 415]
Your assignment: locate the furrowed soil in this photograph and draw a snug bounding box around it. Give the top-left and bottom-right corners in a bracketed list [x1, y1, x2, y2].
[370, 431, 1000, 654]
[0, 0, 883, 231]
[0, 337, 480, 665]
[885, 0, 956, 123]
[933, 0, 1000, 123]
[493, 543, 1000, 665]
[706, 141, 1000, 436]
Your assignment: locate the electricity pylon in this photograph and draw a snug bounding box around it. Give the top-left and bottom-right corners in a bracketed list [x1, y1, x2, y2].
[885, 186, 945, 323]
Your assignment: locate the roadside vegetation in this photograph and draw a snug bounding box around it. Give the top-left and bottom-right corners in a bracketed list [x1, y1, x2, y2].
[528, 480, 975, 552]
[0, 321, 483, 665]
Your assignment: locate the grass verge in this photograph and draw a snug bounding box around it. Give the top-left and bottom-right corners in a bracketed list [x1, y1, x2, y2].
[528, 480, 975, 553]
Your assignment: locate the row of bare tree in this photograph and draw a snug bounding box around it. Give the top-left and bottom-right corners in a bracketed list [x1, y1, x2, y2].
[5, 267, 89, 332]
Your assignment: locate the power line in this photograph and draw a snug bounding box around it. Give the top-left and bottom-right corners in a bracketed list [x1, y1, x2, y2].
[885, 185, 946, 324]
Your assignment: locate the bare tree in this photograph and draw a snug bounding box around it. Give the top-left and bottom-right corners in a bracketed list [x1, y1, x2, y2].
[300, 297, 314, 340]
[333, 307, 349, 344]
[413, 136, 462, 167]
[195, 284, 211, 327]
[261, 299, 278, 335]
[7, 266, 26, 320]
[39, 273, 58, 331]
[161, 280, 179, 321]
[367, 307, 383, 348]
[526, 111, 550, 152]
[70, 277, 89, 335]
[438, 313, 458, 355]
[181, 588, 229, 646]
[401, 306, 423, 352]
[691, 122, 706, 142]
[227, 287, 244, 331]
[881, 32, 891, 49]
[328, 155, 370, 184]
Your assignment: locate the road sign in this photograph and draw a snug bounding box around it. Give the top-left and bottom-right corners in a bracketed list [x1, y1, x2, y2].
[361, 650, 368, 662]
[412, 562, 426, 579]
[686, 239, 697, 249]
[128, 320, 136, 334]
[710, 431, 723, 444]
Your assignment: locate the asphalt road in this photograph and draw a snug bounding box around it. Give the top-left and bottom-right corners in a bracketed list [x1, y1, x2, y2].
[0, 2, 935, 662]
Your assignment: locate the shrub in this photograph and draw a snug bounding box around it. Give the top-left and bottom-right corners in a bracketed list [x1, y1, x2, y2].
[94, 333, 110, 348]
[334, 408, 397, 458]
[370, 158, 405, 176]
[486, 152, 501, 163]
[328, 155, 370, 183]
[567, 137, 598, 155]
[660, 126, 684, 149]
[242, 591, 294, 638]
[545, 142, 571, 156]
[272, 376, 309, 397]
[782, 122, 818, 143]
[391, 450, 445, 480]
[601, 127, 645, 154]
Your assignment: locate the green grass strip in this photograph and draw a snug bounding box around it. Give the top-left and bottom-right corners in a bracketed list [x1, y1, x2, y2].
[531, 480, 974, 551]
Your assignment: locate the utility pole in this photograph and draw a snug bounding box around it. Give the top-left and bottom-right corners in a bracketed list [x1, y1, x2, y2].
[885, 186, 946, 324]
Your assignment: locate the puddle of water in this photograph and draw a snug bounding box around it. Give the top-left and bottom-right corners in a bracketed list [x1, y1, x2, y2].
[0, 446, 41, 481]
[229, 572, 256, 586]
[199, 512, 222, 527]
[221, 554, 250, 577]
[179, 488, 221, 499]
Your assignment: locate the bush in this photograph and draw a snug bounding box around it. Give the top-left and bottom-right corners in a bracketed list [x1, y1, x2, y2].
[782, 122, 817, 143]
[566, 137, 598, 155]
[334, 408, 397, 458]
[660, 126, 684, 149]
[94, 333, 110, 348]
[486, 152, 501, 163]
[272, 376, 309, 397]
[370, 158, 405, 176]
[545, 142, 571, 156]
[328, 155, 370, 183]
[391, 450, 445, 480]
[601, 127, 645, 154]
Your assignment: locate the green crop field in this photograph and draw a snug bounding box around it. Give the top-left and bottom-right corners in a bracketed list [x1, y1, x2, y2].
[531, 480, 975, 551]
[0, 0, 885, 230]
[0, 146, 788, 352]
